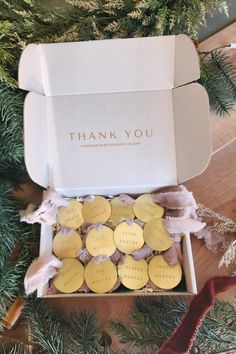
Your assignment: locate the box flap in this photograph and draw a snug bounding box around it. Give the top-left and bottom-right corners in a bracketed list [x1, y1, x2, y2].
[19, 44, 44, 94]
[19, 35, 199, 96]
[24, 92, 48, 187]
[173, 83, 211, 183]
[24, 90, 179, 195]
[174, 34, 200, 87]
[24, 87, 211, 196]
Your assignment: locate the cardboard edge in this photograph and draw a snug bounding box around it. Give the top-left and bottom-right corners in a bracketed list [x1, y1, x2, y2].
[175, 34, 200, 86]
[18, 44, 44, 94]
[174, 82, 211, 183]
[37, 224, 53, 297]
[42, 291, 195, 298]
[24, 92, 48, 188]
[182, 233, 197, 294]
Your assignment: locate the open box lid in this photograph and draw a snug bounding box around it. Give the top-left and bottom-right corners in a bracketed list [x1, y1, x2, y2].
[19, 35, 211, 197]
[19, 35, 200, 95]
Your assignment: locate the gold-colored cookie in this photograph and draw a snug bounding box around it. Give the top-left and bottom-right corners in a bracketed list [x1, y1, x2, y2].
[113, 222, 144, 254]
[82, 196, 111, 224]
[148, 255, 182, 290]
[52, 230, 82, 259]
[84, 259, 117, 293]
[57, 199, 84, 228]
[143, 218, 173, 251]
[86, 226, 116, 257]
[53, 258, 84, 293]
[110, 197, 135, 225]
[118, 255, 148, 290]
[133, 194, 164, 222]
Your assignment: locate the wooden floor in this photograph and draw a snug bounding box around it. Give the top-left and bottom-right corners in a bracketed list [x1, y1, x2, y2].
[3, 23, 236, 351]
[47, 24, 236, 350]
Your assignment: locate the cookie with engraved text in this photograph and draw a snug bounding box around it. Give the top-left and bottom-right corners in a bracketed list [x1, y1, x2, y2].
[148, 255, 182, 289]
[118, 255, 148, 290]
[110, 196, 135, 225]
[52, 230, 82, 259]
[57, 199, 84, 228]
[113, 221, 144, 254]
[133, 194, 164, 222]
[86, 226, 116, 257]
[143, 218, 173, 251]
[84, 259, 117, 293]
[82, 196, 111, 224]
[53, 258, 84, 293]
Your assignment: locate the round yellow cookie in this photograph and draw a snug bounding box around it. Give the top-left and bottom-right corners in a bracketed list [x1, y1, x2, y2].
[113, 222, 144, 254]
[110, 197, 135, 225]
[57, 199, 84, 228]
[86, 226, 116, 257]
[84, 259, 117, 293]
[143, 218, 173, 251]
[133, 194, 164, 222]
[82, 196, 111, 224]
[148, 255, 182, 289]
[53, 258, 84, 293]
[118, 255, 148, 290]
[52, 230, 82, 259]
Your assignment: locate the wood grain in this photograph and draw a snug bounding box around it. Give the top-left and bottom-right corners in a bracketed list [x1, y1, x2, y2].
[199, 22, 236, 152]
[3, 23, 236, 351]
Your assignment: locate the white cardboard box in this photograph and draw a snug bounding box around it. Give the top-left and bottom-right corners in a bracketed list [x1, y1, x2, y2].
[19, 35, 211, 297]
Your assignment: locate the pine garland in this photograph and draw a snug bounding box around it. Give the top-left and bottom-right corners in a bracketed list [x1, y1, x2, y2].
[110, 297, 236, 353]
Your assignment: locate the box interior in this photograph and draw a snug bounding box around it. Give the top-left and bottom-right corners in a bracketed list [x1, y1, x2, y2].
[38, 224, 197, 297]
[18, 35, 210, 297]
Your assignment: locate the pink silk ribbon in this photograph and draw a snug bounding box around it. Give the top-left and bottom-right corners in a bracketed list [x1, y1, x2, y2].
[119, 194, 135, 204]
[20, 188, 68, 226]
[24, 254, 62, 295]
[153, 186, 196, 209]
[164, 217, 206, 234]
[194, 228, 224, 253]
[132, 245, 153, 260]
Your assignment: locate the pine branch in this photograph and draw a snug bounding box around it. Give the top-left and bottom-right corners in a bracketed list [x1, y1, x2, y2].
[0, 83, 25, 166]
[0, 343, 31, 354]
[199, 50, 236, 116]
[0, 0, 230, 88]
[110, 320, 159, 351]
[0, 160, 28, 183]
[24, 297, 68, 354]
[24, 298, 105, 354]
[110, 297, 236, 354]
[110, 297, 184, 351]
[67, 311, 102, 353]
[0, 181, 32, 266]
[0, 248, 30, 332]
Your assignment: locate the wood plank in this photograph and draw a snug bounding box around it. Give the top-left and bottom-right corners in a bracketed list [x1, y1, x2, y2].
[198, 22, 236, 52]
[198, 23, 236, 152]
[185, 139, 236, 301]
[3, 23, 236, 352]
[45, 139, 236, 350]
